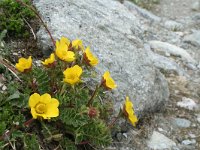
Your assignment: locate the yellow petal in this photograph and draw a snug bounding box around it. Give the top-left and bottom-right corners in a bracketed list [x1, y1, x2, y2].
[63, 77, 80, 85]
[29, 93, 40, 108]
[31, 108, 38, 119]
[73, 65, 83, 76]
[103, 71, 110, 79]
[125, 97, 138, 126]
[56, 40, 60, 48]
[103, 71, 117, 89]
[129, 115, 138, 127]
[15, 64, 25, 72]
[63, 65, 82, 85]
[38, 113, 47, 119]
[27, 56, 32, 66]
[40, 93, 51, 104]
[72, 39, 84, 50]
[42, 53, 55, 65]
[64, 51, 75, 62]
[106, 79, 117, 89]
[85, 47, 99, 66]
[60, 37, 70, 46]
[46, 99, 59, 117]
[15, 56, 32, 72]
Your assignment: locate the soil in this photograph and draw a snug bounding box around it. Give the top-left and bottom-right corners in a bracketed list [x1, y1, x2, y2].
[5, 17, 43, 64]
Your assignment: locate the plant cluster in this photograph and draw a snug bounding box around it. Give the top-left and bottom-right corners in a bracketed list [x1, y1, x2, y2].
[0, 0, 35, 37]
[131, 0, 160, 10]
[0, 37, 138, 149]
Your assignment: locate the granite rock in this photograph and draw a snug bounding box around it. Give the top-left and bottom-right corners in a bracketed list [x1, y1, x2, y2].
[33, 0, 169, 116]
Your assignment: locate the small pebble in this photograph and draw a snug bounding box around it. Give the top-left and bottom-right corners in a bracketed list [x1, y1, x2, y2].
[177, 97, 197, 110]
[122, 133, 128, 138]
[2, 85, 7, 91]
[189, 133, 196, 138]
[182, 139, 196, 145]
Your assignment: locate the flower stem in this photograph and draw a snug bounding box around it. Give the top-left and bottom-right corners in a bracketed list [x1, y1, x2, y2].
[15, 0, 55, 47]
[108, 117, 119, 128]
[87, 84, 99, 107]
[108, 110, 123, 128]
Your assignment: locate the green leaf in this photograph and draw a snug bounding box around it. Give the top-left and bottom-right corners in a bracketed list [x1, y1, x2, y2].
[75, 120, 112, 147]
[0, 122, 6, 135]
[11, 130, 23, 139]
[6, 90, 20, 101]
[59, 108, 89, 127]
[0, 30, 7, 41]
[23, 134, 40, 150]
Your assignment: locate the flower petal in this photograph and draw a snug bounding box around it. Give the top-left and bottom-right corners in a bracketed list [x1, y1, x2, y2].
[31, 108, 38, 119]
[45, 99, 59, 118]
[60, 37, 70, 46]
[15, 64, 24, 72]
[73, 65, 83, 76]
[29, 93, 40, 108]
[65, 51, 75, 62]
[40, 93, 51, 104]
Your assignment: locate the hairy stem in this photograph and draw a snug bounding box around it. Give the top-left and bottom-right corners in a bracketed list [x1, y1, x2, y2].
[87, 84, 99, 107]
[15, 0, 55, 47]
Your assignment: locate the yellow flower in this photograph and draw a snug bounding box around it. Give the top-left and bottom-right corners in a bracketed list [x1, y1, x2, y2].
[72, 39, 84, 50]
[55, 37, 75, 62]
[102, 71, 117, 90]
[42, 53, 56, 66]
[29, 93, 59, 119]
[123, 97, 138, 127]
[15, 56, 32, 72]
[83, 47, 99, 66]
[63, 65, 83, 85]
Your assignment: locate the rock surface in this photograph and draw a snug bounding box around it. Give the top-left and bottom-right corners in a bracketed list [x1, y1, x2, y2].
[33, 0, 169, 116]
[183, 31, 200, 47]
[32, 0, 200, 149]
[147, 131, 176, 149]
[191, 1, 200, 11]
[171, 118, 191, 128]
[177, 97, 198, 110]
[163, 20, 184, 31]
[149, 40, 196, 63]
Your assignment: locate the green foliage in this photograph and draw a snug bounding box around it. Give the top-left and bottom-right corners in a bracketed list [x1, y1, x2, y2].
[33, 67, 51, 94]
[0, 30, 12, 59]
[23, 134, 40, 150]
[75, 120, 112, 146]
[0, 37, 118, 149]
[0, 0, 35, 37]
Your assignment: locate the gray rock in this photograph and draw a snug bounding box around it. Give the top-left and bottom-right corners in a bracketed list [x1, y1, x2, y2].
[147, 131, 176, 149]
[124, 1, 161, 22]
[183, 31, 200, 47]
[149, 41, 196, 63]
[171, 118, 191, 128]
[177, 97, 198, 110]
[163, 20, 184, 31]
[181, 139, 196, 145]
[144, 44, 187, 76]
[33, 0, 169, 116]
[151, 53, 187, 76]
[197, 114, 200, 123]
[191, 1, 200, 11]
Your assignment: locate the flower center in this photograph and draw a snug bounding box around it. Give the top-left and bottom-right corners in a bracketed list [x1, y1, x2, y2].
[35, 103, 46, 114]
[69, 74, 77, 80]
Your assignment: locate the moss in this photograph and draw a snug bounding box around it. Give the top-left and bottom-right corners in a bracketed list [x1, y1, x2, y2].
[0, 0, 35, 37]
[130, 0, 160, 10]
